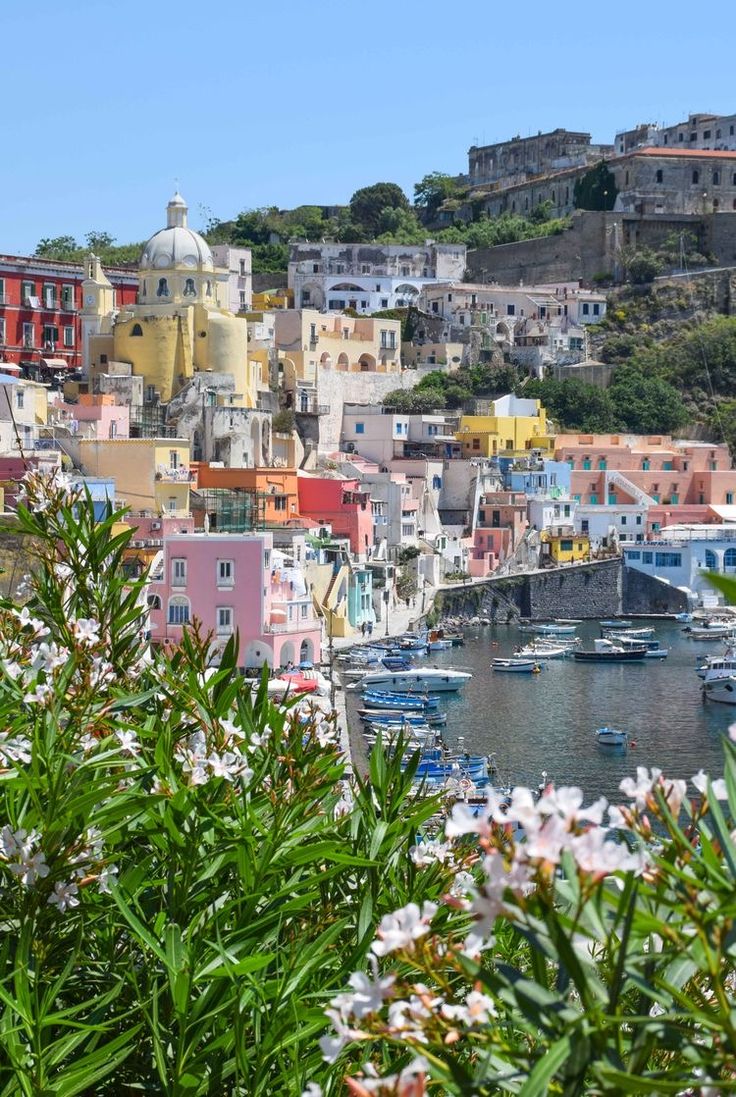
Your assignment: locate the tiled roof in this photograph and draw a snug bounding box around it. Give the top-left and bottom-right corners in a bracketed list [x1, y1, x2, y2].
[635, 146, 736, 159]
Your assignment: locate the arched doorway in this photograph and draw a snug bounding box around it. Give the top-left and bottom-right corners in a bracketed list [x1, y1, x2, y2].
[337, 353, 349, 370]
[358, 354, 376, 372]
[705, 549, 718, 571]
[280, 640, 295, 667]
[320, 352, 333, 368]
[299, 638, 314, 665]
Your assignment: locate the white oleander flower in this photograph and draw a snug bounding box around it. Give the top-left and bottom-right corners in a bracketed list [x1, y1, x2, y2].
[371, 901, 437, 957]
[48, 880, 79, 913]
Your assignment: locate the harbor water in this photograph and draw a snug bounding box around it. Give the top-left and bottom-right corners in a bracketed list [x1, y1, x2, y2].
[346, 620, 732, 805]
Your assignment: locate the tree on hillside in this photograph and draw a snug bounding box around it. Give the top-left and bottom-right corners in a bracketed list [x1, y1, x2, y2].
[414, 172, 460, 221]
[573, 161, 618, 211]
[374, 206, 425, 244]
[35, 236, 79, 261]
[607, 364, 688, 433]
[349, 183, 410, 238]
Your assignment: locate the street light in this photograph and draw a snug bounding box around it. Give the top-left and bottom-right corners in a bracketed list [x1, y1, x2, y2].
[383, 588, 390, 637]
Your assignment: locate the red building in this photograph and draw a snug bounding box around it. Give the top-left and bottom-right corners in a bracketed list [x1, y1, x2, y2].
[297, 474, 374, 559]
[0, 255, 138, 377]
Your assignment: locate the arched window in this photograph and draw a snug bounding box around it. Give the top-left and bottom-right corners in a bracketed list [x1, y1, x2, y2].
[705, 549, 718, 571]
[206, 280, 212, 297]
[713, 170, 720, 185]
[655, 169, 663, 183]
[713, 198, 720, 210]
[147, 594, 161, 610]
[157, 278, 169, 297]
[183, 278, 196, 297]
[692, 170, 700, 185]
[168, 595, 190, 625]
[724, 547, 736, 569]
[131, 323, 143, 337]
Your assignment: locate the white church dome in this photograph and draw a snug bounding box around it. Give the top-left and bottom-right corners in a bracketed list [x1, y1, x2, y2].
[139, 193, 214, 272]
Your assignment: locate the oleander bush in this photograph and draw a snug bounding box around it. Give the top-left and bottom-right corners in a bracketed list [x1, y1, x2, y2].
[6, 471, 736, 1096]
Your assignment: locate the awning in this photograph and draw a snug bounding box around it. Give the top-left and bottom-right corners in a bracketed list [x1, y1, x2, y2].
[0, 363, 21, 374]
[40, 358, 72, 370]
[708, 505, 736, 522]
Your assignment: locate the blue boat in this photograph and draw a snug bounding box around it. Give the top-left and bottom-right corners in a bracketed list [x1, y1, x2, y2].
[362, 689, 440, 711]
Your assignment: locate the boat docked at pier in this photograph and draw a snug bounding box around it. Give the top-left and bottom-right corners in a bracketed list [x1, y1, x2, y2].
[357, 668, 472, 693]
[700, 652, 736, 704]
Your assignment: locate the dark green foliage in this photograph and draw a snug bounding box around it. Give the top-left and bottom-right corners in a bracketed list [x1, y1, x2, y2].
[348, 183, 410, 238]
[34, 233, 144, 267]
[573, 161, 618, 211]
[414, 172, 461, 221]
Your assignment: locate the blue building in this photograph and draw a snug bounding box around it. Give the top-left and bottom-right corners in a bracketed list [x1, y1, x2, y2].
[506, 459, 571, 497]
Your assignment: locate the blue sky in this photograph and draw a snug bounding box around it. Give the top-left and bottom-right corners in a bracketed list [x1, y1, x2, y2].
[4, 0, 735, 254]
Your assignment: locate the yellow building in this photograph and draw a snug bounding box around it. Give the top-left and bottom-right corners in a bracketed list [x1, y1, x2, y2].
[68, 438, 191, 517]
[456, 395, 553, 458]
[252, 288, 292, 310]
[541, 526, 590, 564]
[84, 195, 261, 407]
[273, 309, 402, 400]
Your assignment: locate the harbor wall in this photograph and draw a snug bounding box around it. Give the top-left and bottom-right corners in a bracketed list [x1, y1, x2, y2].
[621, 566, 690, 616]
[433, 559, 690, 621]
[433, 559, 622, 621]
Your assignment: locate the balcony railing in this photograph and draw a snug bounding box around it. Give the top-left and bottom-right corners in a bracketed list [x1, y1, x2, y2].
[296, 400, 330, 416]
[155, 466, 194, 483]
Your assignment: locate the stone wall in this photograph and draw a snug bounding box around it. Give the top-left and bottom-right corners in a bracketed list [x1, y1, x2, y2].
[622, 566, 689, 615]
[433, 559, 622, 621]
[466, 211, 736, 287]
[316, 368, 421, 452]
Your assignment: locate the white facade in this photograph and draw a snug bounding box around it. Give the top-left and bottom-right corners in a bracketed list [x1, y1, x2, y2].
[574, 503, 647, 549]
[341, 405, 409, 465]
[623, 524, 736, 603]
[289, 243, 466, 315]
[210, 245, 253, 314]
[528, 494, 576, 532]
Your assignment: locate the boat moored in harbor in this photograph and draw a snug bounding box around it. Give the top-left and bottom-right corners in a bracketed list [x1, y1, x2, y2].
[573, 639, 647, 663]
[357, 668, 473, 693]
[492, 657, 542, 673]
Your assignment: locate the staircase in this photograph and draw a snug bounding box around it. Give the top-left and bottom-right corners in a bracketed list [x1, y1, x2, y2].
[604, 470, 656, 507]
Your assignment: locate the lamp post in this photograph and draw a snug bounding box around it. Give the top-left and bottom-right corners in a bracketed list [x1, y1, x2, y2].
[383, 588, 390, 637]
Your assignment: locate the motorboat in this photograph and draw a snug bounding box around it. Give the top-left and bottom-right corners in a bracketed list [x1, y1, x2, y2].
[492, 657, 542, 673]
[361, 692, 430, 712]
[358, 668, 472, 693]
[517, 644, 569, 660]
[596, 727, 628, 747]
[359, 709, 447, 727]
[533, 623, 577, 636]
[675, 612, 694, 623]
[427, 629, 453, 652]
[381, 655, 414, 670]
[703, 674, 736, 704]
[574, 639, 647, 663]
[611, 635, 669, 659]
[600, 619, 633, 629]
[685, 622, 736, 640]
[601, 626, 655, 639]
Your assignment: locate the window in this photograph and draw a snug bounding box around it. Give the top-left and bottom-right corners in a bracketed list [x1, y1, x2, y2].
[43, 284, 56, 308]
[0, 319, 4, 344]
[401, 266, 410, 277]
[655, 169, 663, 183]
[627, 551, 641, 560]
[621, 516, 627, 525]
[590, 494, 598, 505]
[705, 549, 718, 570]
[507, 304, 515, 316]
[217, 559, 233, 585]
[598, 458, 606, 470]
[63, 326, 74, 347]
[381, 298, 388, 308]
[714, 170, 721, 186]
[42, 325, 59, 347]
[608, 493, 617, 505]
[168, 596, 190, 625]
[131, 323, 143, 336]
[692, 170, 700, 185]
[728, 492, 734, 505]
[704, 129, 712, 139]
[636, 515, 642, 525]
[16, 390, 24, 410]
[651, 494, 660, 504]
[678, 132, 684, 142]
[593, 303, 600, 315]
[22, 322, 34, 348]
[300, 603, 308, 618]
[273, 495, 287, 511]
[171, 558, 187, 586]
[655, 552, 682, 568]
[643, 551, 653, 564]
[21, 281, 35, 304]
[157, 278, 169, 297]
[472, 438, 480, 451]
[0, 279, 4, 304]
[183, 278, 196, 297]
[560, 539, 573, 551]
[217, 607, 233, 634]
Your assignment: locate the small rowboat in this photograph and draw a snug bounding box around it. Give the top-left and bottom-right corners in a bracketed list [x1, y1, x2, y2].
[492, 658, 542, 673]
[596, 727, 628, 747]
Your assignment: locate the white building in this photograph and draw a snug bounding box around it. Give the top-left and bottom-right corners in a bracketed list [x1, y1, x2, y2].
[528, 494, 576, 533]
[622, 523, 736, 604]
[288, 242, 466, 315]
[210, 245, 252, 314]
[574, 503, 648, 550]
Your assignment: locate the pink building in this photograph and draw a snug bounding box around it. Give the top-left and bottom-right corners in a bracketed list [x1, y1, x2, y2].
[148, 531, 322, 669]
[556, 434, 736, 535]
[470, 491, 528, 576]
[297, 474, 373, 558]
[52, 394, 129, 440]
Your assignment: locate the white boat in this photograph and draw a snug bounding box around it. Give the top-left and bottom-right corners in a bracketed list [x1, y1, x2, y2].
[612, 635, 668, 659]
[596, 727, 628, 747]
[686, 623, 736, 640]
[703, 675, 736, 704]
[602, 626, 655, 639]
[534, 623, 577, 636]
[600, 619, 632, 628]
[357, 668, 472, 693]
[517, 644, 569, 659]
[492, 657, 541, 673]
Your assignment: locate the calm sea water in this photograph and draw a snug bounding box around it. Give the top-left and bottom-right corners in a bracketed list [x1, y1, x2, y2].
[349, 621, 732, 805]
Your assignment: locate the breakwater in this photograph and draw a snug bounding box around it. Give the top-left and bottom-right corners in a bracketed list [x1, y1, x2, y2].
[431, 559, 688, 623]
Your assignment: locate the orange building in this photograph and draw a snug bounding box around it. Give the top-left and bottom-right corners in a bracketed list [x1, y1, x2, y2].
[194, 464, 300, 525]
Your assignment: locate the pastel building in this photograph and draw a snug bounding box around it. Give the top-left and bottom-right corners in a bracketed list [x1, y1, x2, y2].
[194, 464, 299, 527]
[555, 434, 736, 535]
[622, 525, 736, 605]
[297, 474, 373, 558]
[84, 196, 254, 406]
[148, 531, 322, 668]
[456, 395, 552, 459]
[470, 490, 529, 576]
[66, 437, 192, 517]
[51, 393, 129, 440]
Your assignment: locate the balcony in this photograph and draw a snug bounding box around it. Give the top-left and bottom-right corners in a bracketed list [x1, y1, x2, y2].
[61, 300, 77, 313]
[155, 466, 194, 483]
[0, 295, 9, 306]
[295, 399, 330, 416]
[42, 299, 58, 311]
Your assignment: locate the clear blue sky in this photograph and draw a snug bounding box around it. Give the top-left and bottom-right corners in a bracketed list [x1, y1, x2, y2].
[4, 0, 735, 254]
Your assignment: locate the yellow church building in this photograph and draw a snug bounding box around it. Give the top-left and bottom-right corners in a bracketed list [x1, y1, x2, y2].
[83, 195, 262, 408]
